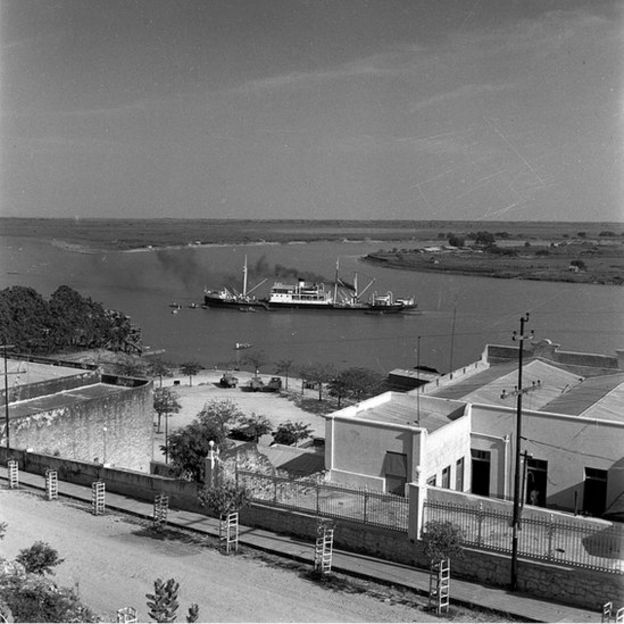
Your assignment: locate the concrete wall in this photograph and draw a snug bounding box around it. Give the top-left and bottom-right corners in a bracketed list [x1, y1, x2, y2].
[471, 404, 624, 512]
[9, 378, 153, 473]
[325, 408, 420, 491]
[422, 409, 471, 490]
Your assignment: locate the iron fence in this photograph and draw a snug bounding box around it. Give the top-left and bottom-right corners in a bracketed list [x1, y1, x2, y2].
[237, 469, 408, 532]
[424, 499, 624, 574]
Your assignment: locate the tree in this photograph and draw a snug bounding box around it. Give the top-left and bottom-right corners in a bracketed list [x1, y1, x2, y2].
[179, 361, 203, 386]
[166, 400, 243, 481]
[272, 421, 313, 446]
[274, 359, 294, 390]
[242, 350, 267, 374]
[198, 482, 248, 518]
[15, 541, 64, 575]
[154, 387, 181, 434]
[570, 259, 587, 271]
[328, 368, 384, 408]
[148, 357, 172, 387]
[299, 363, 336, 401]
[146, 578, 180, 623]
[228, 413, 272, 442]
[474, 231, 495, 247]
[422, 520, 465, 564]
[447, 234, 464, 248]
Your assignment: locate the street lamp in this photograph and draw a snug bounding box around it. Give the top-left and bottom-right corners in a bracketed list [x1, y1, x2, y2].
[1, 344, 15, 449]
[102, 427, 108, 465]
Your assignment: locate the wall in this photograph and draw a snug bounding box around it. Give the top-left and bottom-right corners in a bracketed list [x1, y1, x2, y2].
[471, 404, 624, 512]
[422, 410, 471, 490]
[2, 447, 620, 610]
[326, 410, 419, 491]
[0, 448, 204, 514]
[241, 501, 623, 609]
[9, 378, 153, 473]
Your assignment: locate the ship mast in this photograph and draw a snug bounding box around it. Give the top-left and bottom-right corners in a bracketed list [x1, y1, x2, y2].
[242, 255, 248, 297]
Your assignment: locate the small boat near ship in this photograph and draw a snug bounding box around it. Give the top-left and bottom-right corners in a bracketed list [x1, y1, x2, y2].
[203, 258, 418, 314]
[234, 342, 252, 350]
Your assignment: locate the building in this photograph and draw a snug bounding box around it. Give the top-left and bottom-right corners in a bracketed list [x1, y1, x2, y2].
[325, 340, 624, 517]
[325, 392, 469, 495]
[0, 354, 153, 472]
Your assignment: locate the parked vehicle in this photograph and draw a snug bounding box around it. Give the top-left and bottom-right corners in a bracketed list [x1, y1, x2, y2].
[219, 372, 238, 388]
[248, 376, 282, 392]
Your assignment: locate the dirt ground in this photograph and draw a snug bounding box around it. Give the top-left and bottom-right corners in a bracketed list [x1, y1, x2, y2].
[153, 370, 329, 461]
[0, 489, 443, 623]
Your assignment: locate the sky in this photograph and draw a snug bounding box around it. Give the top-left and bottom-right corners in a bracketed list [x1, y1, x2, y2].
[1, 0, 623, 222]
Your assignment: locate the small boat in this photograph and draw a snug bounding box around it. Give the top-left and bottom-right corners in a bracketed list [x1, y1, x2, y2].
[188, 302, 197, 309]
[239, 306, 257, 313]
[171, 308, 179, 315]
[234, 342, 252, 350]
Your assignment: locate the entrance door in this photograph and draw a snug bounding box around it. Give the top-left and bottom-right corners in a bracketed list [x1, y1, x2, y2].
[525, 458, 548, 507]
[583, 467, 607, 516]
[471, 449, 491, 496]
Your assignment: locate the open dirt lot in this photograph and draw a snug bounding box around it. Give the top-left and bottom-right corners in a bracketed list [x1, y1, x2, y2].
[1, 489, 441, 623]
[154, 370, 328, 461]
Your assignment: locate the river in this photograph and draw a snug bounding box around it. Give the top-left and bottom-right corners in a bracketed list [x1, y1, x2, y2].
[1, 236, 622, 374]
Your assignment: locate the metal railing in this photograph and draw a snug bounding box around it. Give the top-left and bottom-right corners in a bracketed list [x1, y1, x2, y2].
[424, 499, 624, 574]
[237, 469, 408, 532]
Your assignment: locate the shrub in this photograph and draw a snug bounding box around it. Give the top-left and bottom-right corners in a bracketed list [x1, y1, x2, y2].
[198, 483, 248, 517]
[422, 520, 464, 563]
[146, 578, 179, 623]
[15, 541, 64, 575]
[272, 421, 313, 446]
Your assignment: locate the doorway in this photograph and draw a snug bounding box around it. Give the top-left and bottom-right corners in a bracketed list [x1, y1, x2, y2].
[471, 449, 491, 496]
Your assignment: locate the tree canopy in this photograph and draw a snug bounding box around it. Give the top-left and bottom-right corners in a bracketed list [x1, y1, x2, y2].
[166, 400, 243, 481]
[328, 367, 385, 407]
[154, 387, 182, 434]
[0, 285, 140, 354]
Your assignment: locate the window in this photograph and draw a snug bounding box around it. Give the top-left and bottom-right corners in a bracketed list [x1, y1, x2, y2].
[441, 466, 450, 489]
[384, 451, 407, 496]
[455, 457, 465, 491]
[525, 458, 548, 507]
[583, 467, 608, 516]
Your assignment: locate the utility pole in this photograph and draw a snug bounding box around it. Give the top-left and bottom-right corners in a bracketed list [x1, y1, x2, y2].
[416, 335, 422, 426]
[1, 345, 15, 449]
[510, 313, 533, 591]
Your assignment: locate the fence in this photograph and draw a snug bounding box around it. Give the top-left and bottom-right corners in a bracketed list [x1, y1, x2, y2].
[424, 499, 624, 574]
[237, 469, 409, 532]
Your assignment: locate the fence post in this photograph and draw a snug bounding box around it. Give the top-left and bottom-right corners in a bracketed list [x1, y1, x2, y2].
[546, 514, 554, 561]
[476, 502, 483, 547]
[273, 474, 278, 504]
[315, 481, 320, 516]
[363, 488, 369, 524]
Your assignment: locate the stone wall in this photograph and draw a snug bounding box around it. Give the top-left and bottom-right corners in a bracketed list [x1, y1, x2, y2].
[9, 378, 153, 473]
[1, 448, 621, 609]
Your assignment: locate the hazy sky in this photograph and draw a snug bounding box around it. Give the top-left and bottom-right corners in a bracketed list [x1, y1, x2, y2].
[1, 0, 622, 221]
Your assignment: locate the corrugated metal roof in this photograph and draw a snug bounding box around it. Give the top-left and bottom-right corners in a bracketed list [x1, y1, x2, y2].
[540, 373, 624, 421]
[430, 359, 583, 411]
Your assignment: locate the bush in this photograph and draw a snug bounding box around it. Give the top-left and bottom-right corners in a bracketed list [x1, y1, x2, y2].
[15, 541, 64, 575]
[198, 483, 248, 517]
[422, 520, 464, 563]
[272, 421, 313, 446]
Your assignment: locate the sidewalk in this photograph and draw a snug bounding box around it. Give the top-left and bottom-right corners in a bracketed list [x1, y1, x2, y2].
[0, 467, 600, 623]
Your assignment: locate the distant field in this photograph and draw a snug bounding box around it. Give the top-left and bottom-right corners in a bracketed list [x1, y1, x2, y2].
[1, 217, 622, 251]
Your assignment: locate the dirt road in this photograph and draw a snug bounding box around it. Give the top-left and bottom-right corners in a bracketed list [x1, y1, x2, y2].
[1, 489, 437, 622]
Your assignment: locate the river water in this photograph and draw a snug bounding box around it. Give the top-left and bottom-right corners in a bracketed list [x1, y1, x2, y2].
[1, 236, 622, 374]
